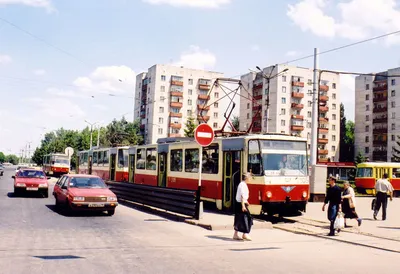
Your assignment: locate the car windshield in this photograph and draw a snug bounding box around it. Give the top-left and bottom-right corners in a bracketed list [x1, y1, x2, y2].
[69, 177, 107, 189]
[18, 170, 46, 178]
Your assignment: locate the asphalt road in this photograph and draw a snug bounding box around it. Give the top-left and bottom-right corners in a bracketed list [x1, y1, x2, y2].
[0, 167, 397, 274]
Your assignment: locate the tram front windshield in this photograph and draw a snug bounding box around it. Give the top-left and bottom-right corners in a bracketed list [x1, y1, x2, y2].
[260, 140, 308, 176]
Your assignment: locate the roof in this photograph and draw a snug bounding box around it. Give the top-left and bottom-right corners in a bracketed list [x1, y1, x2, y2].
[357, 162, 400, 168]
[65, 174, 101, 178]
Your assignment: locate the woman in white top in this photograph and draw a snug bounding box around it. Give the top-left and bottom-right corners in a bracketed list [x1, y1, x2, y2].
[233, 172, 253, 241]
[342, 181, 362, 227]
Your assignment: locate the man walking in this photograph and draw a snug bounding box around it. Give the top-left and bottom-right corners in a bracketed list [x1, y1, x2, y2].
[322, 176, 342, 236]
[373, 173, 394, 221]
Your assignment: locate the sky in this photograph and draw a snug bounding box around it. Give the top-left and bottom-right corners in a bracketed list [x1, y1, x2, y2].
[1, 0, 400, 156]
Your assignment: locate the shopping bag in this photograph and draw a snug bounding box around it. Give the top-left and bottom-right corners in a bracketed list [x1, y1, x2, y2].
[371, 198, 376, 210]
[334, 212, 345, 230]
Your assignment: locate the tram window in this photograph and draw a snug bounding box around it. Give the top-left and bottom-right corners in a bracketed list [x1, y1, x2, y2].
[136, 148, 146, 170]
[356, 167, 372, 177]
[202, 145, 219, 174]
[83, 153, 88, 165]
[98, 151, 103, 165]
[146, 148, 157, 170]
[103, 151, 109, 166]
[248, 140, 262, 175]
[393, 168, 400, 178]
[93, 152, 98, 165]
[170, 149, 183, 172]
[185, 149, 199, 173]
[118, 149, 129, 168]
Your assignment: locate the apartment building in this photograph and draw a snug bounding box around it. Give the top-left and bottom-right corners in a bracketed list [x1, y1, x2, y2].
[354, 67, 400, 162]
[134, 64, 224, 144]
[239, 64, 341, 162]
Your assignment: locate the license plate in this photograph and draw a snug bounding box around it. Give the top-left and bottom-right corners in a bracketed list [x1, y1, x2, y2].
[26, 187, 38, 191]
[88, 203, 105, 207]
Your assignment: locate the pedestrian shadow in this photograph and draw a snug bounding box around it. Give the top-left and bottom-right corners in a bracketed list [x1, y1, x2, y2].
[206, 235, 238, 242]
[230, 247, 281, 251]
[377, 226, 400, 230]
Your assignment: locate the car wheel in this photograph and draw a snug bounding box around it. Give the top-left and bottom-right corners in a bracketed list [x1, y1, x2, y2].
[55, 197, 60, 210]
[43, 192, 49, 198]
[13, 188, 19, 197]
[107, 209, 115, 216]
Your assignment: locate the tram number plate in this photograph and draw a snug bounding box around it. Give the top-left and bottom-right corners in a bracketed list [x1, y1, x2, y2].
[88, 203, 105, 207]
[26, 187, 38, 191]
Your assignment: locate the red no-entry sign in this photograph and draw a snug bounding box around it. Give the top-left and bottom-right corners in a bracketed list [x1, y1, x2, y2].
[194, 123, 214, 147]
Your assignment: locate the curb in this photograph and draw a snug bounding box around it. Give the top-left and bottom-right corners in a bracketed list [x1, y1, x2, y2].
[184, 219, 273, 231]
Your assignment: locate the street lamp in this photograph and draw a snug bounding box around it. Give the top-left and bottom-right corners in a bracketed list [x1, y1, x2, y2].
[84, 120, 98, 149]
[256, 66, 289, 133]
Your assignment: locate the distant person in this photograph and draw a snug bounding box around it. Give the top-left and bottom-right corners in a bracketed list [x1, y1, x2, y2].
[322, 176, 342, 236]
[373, 173, 394, 221]
[341, 181, 362, 227]
[233, 173, 253, 241]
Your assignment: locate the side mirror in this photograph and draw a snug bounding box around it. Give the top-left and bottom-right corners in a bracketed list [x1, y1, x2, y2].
[11, 176, 15, 179]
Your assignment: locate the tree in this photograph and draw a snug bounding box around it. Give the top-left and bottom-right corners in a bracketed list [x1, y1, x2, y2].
[0, 152, 5, 163]
[339, 103, 355, 162]
[230, 115, 240, 131]
[355, 152, 366, 165]
[184, 116, 197, 137]
[392, 135, 400, 162]
[5, 154, 19, 165]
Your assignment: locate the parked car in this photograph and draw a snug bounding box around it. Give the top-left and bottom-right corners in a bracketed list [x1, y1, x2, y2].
[53, 174, 118, 216]
[12, 169, 49, 197]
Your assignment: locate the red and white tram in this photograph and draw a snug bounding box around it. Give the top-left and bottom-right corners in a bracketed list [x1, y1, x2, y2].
[43, 153, 70, 176]
[78, 134, 310, 215]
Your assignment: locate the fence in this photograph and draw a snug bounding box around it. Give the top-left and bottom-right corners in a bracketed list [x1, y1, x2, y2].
[105, 181, 200, 219]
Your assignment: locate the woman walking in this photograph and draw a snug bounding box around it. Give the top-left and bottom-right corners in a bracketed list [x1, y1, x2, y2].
[233, 172, 253, 241]
[342, 181, 362, 227]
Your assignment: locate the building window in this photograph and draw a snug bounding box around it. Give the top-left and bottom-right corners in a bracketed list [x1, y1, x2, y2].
[332, 114, 337, 120]
[159, 117, 163, 124]
[392, 123, 396, 130]
[307, 111, 311, 118]
[392, 79, 396, 86]
[307, 122, 311, 128]
[158, 128, 163, 134]
[332, 125, 336, 130]
[332, 83, 336, 89]
[188, 89, 193, 95]
[281, 98, 286, 104]
[366, 84, 370, 90]
[392, 90, 396, 97]
[308, 101, 312, 107]
[365, 94, 369, 100]
[264, 88, 269, 95]
[282, 75, 286, 82]
[332, 93, 336, 99]
[159, 107, 164, 113]
[332, 146, 336, 151]
[214, 103, 219, 108]
[187, 99, 192, 105]
[392, 112, 396, 119]
[392, 101, 396, 108]
[366, 115, 369, 121]
[281, 120, 285, 126]
[282, 86, 286, 93]
[247, 103, 250, 109]
[214, 112, 218, 118]
[392, 135, 396, 141]
[332, 104, 336, 110]
[187, 110, 192, 116]
[281, 108, 286, 115]
[366, 105, 370, 111]
[213, 122, 218, 128]
[365, 147, 369, 154]
[247, 113, 250, 119]
[307, 133, 310, 139]
[214, 92, 219, 98]
[308, 79, 312, 85]
[308, 90, 312, 96]
[188, 79, 193, 85]
[365, 136, 369, 143]
[161, 75, 166, 81]
[332, 135, 336, 141]
[365, 125, 369, 132]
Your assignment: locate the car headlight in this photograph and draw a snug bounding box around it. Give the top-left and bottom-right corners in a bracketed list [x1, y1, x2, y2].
[39, 184, 48, 188]
[302, 191, 308, 198]
[107, 196, 117, 202]
[73, 196, 85, 201]
[16, 183, 26, 187]
[266, 191, 272, 198]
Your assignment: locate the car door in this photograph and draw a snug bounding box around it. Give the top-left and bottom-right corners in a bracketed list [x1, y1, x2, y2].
[53, 176, 64, 196]
[55, 176, 68, 204]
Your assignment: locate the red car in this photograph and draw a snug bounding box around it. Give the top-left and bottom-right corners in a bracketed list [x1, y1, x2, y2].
[13, 169, 49, 197]
[53, 174, 118, 216]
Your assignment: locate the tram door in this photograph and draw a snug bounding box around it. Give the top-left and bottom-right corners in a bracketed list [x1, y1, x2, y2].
[88, 156, 93, 175]
[110, 154, 116, 181]
[158, 153, 167, 187]
[223, 151, 241, 211]
[128, 154, 135, 183]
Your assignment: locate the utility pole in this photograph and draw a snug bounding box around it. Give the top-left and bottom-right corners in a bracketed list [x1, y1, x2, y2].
[310, 48, 319, 166]
[97, 125, 100, 147]
[85, 120, 98, 149]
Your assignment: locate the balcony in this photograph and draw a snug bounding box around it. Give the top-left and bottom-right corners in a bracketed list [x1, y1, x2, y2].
[373, 150, 387, 158]
[292, 81, 305, 87]
[198, 94, 210, 100]
[373, 84, 387, 92]
[170, 102, 183, 108]
[252, 126, 262, 132]
[199, 84, 210, 90]
[254, 94, 263, 100]
[170, 112, 182, 118]
[319, 106, 329, 112]
[171, 80, 184, 86]
[318, 149, 329, 155]
[291, 115, 304, 120]
[319, 117, 329, 123]
[197, 104, 210, 110]
[170, 123, 182, 129]
[292, 92, 304, 99]
[373, 117, 387, 123]
[291, 103, 304, 109]
[373, 140, 387, 145]
[140, 124, 145, 130]
[319, 127, 329, 134]
[319, 95, 329, 102]
[253, 83, 263, 90]
[320, 85, 329, 92]
[373, 128, 387, 134]
[373, 107, 388, 113]
[252, 105, 262, 111]
[197, 115, 210, 121]
[373, 96, 387, 103]
[171, 91, 183, 97]
[140, 114, 146, 119]
[169, 133, 182, 138]
[318, 138, 329, 144]
[291, 125, 304, 131]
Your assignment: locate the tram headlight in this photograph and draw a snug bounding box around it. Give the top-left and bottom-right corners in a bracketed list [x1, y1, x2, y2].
[266, 191, 272, 198]
[302, 191, 308, 198]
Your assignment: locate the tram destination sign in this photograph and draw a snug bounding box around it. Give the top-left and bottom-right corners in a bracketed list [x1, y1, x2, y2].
[194, 123, 215, 147]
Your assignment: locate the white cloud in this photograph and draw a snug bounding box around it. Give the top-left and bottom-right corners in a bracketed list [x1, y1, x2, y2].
[25, 97, 86, 119]
[340, 74, 356, 121]
[0, 0, 55, 12]
[0, 54, 12, 64]
[33, 69, 46, 76]
[173, 45, 216, 70]
[143, 0, 231, 8]
[287, 0, 400, 45]
[285, 50, 301, 57]
[251, 44, 260, 51]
